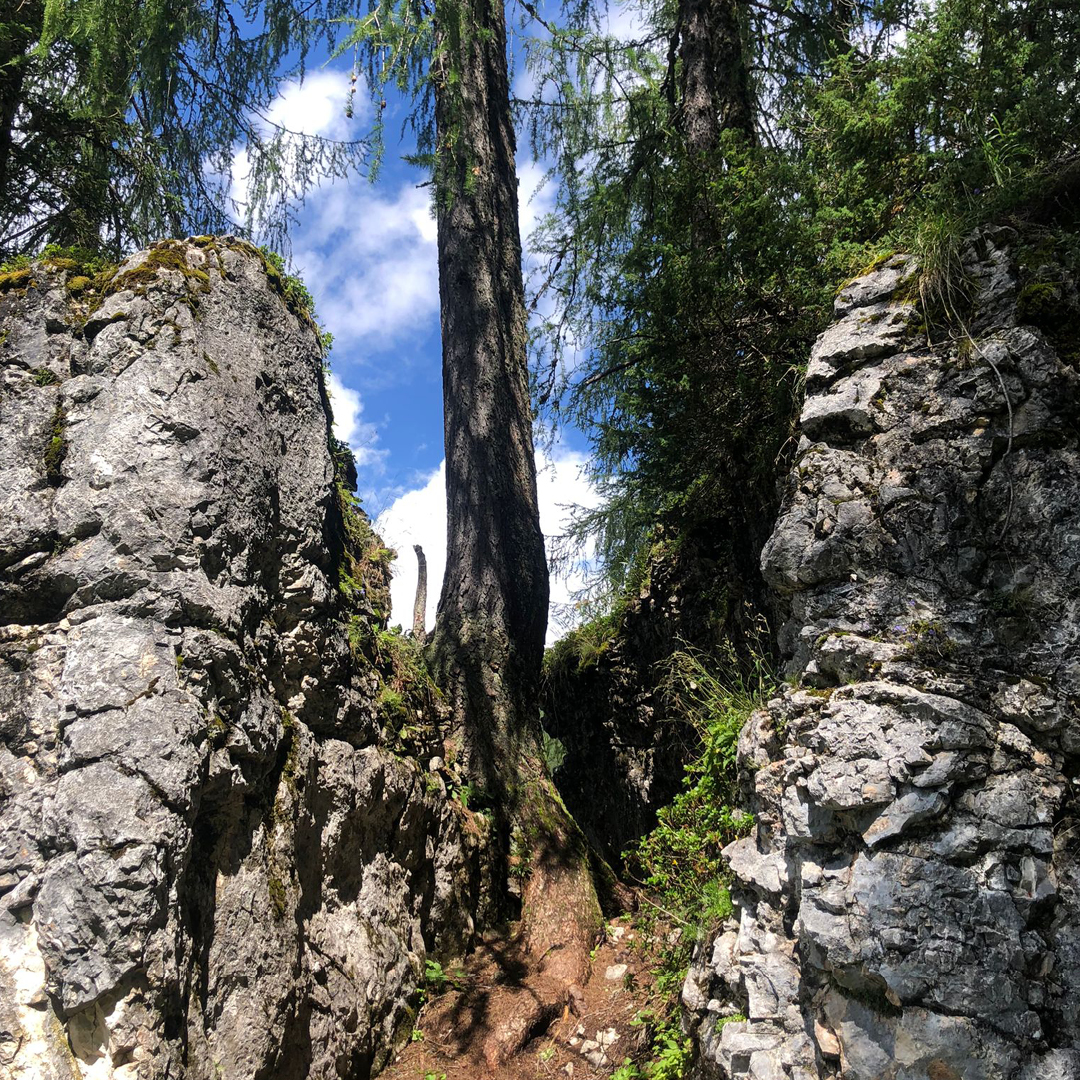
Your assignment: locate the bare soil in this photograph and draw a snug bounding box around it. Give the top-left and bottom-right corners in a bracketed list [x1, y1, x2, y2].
[380, 911, 668, 1080]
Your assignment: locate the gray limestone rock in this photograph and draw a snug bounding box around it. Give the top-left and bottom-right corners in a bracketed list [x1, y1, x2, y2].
[0, 241, 478, 1079]
[686, 233, 1080, 1079]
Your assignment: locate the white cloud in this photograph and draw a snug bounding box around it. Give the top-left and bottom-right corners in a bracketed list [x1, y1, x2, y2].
[290, 181, 439, 352]
[375, 444, 599, 644]
[376, 461, 446, 633]
[328, 373, 386, 472]
[228, 70, 362, 210]
[517, 158, 556, 253]
[603, 0, 649, 42]
[263, 70, 361, 140]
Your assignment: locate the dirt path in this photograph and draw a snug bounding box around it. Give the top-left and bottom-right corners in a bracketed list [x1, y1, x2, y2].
[381, 912, 667, 1080]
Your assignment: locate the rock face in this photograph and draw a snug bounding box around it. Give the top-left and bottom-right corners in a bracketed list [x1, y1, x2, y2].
[0, 241, 478, 1079]
[685, 235, 1080, 1078]
[541, 539, 725, 866]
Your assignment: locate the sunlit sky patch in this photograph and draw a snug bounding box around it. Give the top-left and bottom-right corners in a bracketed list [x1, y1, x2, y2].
[230, 26, 606, 638]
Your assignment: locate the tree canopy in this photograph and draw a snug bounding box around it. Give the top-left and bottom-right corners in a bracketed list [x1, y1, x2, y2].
[518, 0, 1080, 617]
[1, 0, 368, 258]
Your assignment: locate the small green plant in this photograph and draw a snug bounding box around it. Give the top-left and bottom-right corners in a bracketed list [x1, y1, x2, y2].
[33, 368, 61, 386]
[714, 1012, 747, 1033]
[422, 1072, 446, 1080]
[267, 876, 287, 920]
[509, 831, 532, 881]
[891, 616, 956, 661]
[454, 782, 490, 811]
[43, 403, 67, 486]
[543, 610, 621, 676]
[613, 1061, 644, 1080]
[541, 729, 567, 775]
[258, 246, 334, 355]
[538, 1046, 556, 1063]
[648, 1024, 691, 1080]
[424, 959, 447, 988]
[629, 638, 768, 944]
[206, 714, 228, 747]
[617, 629, 773, 1078]
[410, 1028, 424, 1043]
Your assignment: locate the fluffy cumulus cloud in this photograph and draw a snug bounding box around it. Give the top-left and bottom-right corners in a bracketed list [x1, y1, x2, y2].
[225, 71, 438, 361]
[289, 181, 439, 354]
[375, 444, 599, 644]
[517, 158, 557, 246]
[293, 150, 552, 363]
[328, 373, 386, 472]
[228, 70, 361, 208]
[263, 69, 360, 140]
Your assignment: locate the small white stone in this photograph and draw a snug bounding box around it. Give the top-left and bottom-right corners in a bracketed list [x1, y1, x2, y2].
[604, 963, 628, 981]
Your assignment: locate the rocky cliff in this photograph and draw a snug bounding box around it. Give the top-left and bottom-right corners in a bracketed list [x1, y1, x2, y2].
[0, 241, 479, 1080]
[684, 231, 1080, 1079]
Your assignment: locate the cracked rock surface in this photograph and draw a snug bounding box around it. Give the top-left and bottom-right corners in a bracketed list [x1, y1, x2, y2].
[0, 240, 478, 1079]
[684, 235, 1080, 1079]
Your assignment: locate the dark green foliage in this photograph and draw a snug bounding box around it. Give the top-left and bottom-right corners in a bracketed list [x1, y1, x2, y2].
[525, 0, 1080, 606]
[258, 246, 334, 353]
[1, 1, 369, 260]
[628, 641, 770, 931]
[540, 730, 568, 775]
[620, 638, 772, 1044]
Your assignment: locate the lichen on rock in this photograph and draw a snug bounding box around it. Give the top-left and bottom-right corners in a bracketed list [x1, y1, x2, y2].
[684, 228, 1080, 1079]
[0, 239, 479, 1079]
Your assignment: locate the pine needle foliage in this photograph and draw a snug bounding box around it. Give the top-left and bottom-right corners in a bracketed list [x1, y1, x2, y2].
[520, 0, 1080, 606]
[1, 0, 370, 259]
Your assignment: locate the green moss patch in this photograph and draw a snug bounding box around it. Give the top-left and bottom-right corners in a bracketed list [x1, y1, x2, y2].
[104, 243, 211, 298]
[0, 267, 32, 292]
[43, 403, 68, 486]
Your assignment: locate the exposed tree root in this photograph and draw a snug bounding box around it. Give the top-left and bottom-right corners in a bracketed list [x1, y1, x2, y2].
[379, 909, 663, 1080]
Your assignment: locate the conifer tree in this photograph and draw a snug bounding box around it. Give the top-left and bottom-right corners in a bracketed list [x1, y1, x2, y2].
[341, 0, 602, 1038]
[0, 0, 368, 257]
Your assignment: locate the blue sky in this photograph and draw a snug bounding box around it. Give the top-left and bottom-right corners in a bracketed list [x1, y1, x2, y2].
[233, 53, 602, 639]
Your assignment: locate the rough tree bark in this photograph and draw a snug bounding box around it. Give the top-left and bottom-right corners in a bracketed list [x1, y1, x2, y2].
[427, 0, 602, 1047]
[412, 544, 428, 637]
[676, 0, 753, 153]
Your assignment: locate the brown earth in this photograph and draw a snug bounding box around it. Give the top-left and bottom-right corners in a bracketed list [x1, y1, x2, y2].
[380, 912, 670, 1080]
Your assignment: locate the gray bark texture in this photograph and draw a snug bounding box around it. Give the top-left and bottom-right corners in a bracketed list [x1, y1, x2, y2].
[430, 0, 549, 790]
[427, 0, 601, 1013]
[412, 543, 428, 636]
[677, 0, 753, 154]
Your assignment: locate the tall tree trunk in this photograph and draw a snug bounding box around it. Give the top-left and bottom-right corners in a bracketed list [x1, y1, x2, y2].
[428, 0, 601, 1015]
[412, 544, 427, 637]
[430, 0, 547, 794]
[677, 0, 754, 154]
